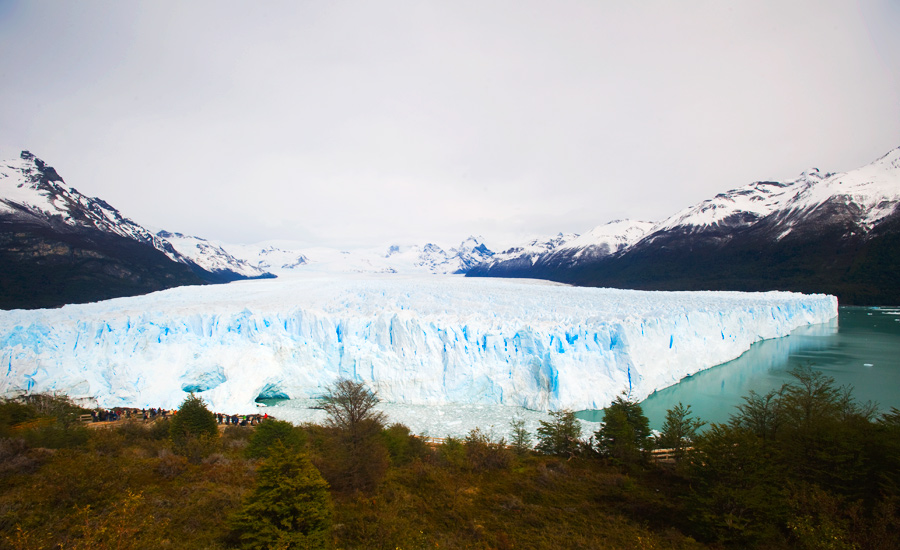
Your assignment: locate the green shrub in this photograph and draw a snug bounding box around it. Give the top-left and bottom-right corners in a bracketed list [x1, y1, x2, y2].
[0, 400, 38, 437]
[438, 436, 467, 470]
[156, 448, 189, 479]
[223, 424, 253, 441]
[180, 433, 220, 465]
[381, 423, 427, 466]
[246, 419, 305, 459]
[17, 394, 88, 426]
[20, 421, 89, 449]
[147, 417, 171, 440]
[0, 437, 43, 477]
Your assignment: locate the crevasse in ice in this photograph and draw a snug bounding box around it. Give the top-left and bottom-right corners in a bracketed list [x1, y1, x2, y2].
[0, 275, 838, 414]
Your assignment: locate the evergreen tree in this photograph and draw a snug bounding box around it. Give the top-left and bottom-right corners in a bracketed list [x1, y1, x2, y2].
[509, 418, 532, 455]
[230, 444, 333, 549]
[535, 409, 581, 457]
[595, 393, 651, 463]
[657, 402, 704, 461]
[169, 393, 218, 460]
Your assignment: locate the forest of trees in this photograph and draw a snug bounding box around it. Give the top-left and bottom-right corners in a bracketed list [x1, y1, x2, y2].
[1, 367, 899, 549]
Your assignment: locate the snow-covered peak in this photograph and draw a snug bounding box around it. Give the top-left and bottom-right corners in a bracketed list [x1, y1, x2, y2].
[0, 152, 65, 215]
[446, 235, 494, 273]
[555, 219, 655, 254]
[784, 147, 900, 227]
[490, 232, 578, 263]
[653, 147, 900, 234]
[453, 235, 490, 254]
[223, 243, 310, 272]
[477, 233, 571, 268]
[1, 151, 277, 284]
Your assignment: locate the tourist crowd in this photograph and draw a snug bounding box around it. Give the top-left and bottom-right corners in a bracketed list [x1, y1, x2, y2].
[89, 406, 269, 426]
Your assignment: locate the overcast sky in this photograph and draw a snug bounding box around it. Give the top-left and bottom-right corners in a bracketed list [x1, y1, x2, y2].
[1, 1, 898, 250]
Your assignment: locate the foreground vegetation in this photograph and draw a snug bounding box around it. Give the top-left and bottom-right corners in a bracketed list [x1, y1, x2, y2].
[1, 366, 898, 549]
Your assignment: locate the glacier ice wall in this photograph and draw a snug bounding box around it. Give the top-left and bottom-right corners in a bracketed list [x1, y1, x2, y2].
[0, 275, 838, 413]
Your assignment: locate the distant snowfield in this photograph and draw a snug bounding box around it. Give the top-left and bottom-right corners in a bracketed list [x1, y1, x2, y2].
[0, 274, 837, 418]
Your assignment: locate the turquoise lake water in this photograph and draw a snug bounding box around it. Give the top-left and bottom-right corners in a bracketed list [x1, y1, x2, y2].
[577, 306, 900, 430]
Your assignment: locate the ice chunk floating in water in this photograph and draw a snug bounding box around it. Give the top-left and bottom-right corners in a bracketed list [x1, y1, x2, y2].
[0, 275, 837, 414]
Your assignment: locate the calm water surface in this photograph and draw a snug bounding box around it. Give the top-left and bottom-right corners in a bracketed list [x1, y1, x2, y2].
[579, 306, 900, 430]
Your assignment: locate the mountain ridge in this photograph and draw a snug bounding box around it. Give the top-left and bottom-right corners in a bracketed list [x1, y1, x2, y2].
[0, 151, 272, 309]
[467, 147, 900, 305]
[226, 236, 495, 276]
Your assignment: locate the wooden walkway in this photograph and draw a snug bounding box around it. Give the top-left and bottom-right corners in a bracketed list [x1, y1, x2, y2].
[649, 447, 692, 464]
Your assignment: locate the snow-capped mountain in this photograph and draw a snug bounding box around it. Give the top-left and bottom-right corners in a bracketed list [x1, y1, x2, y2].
[0, 152, 184, 261]
[224, 244, 311, 272]
[156, 231, 273, 282]
[469, 147, 900, 305]
[546, 219, 655, 259]
[228, 237, 494, 276]
[474, 232, 578, 273]
[474, 221, 654, 274]
[638, 147, 900, 246]
[645, 148, 899, 240]
[408, 236, 494, 274]
[0, 151, 270, 308]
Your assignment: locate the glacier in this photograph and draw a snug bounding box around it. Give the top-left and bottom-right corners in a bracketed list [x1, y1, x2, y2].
[0, 275, 837, 415]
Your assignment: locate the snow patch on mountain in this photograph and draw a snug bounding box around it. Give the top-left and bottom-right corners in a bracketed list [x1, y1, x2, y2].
[156, 231, 271, 279]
